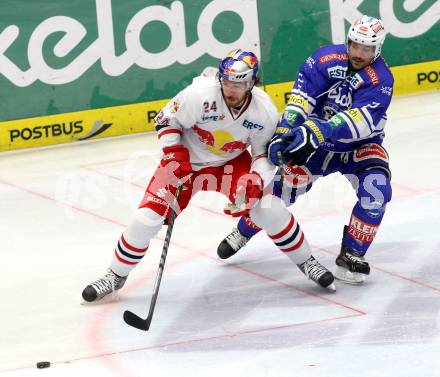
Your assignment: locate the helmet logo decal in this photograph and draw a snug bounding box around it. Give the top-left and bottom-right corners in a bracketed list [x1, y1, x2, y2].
[346, 15, 386, 61]
[242, 55, 258, 68]
[218, 49, 259, 82]
[371, 22, 384, 34]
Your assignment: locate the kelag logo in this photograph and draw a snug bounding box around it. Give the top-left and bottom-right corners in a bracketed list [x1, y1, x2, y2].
[0, 0, 260, 86]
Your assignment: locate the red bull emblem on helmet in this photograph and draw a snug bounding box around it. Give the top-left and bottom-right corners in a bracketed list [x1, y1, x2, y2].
[242, 55, 257, 68]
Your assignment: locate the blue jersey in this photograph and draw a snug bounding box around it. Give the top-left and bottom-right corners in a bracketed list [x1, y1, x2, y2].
[283, 44, 394, 152]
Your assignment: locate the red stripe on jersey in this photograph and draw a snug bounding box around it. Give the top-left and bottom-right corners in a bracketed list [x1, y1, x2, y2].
[158, 129, 182, 139]
[240, 93, 252, 115]
[121, 234, 148, 253]
[230, 93, 253, 119]
[269, 216, 295, 240]
[114, 250, 138, 265]
[280, 232, 305, 253]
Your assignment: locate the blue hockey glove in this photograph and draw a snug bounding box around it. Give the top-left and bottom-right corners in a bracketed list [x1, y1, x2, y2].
[267, 121, 291, 166]
[268, 136, 289, 166]
[283, 119, 332, 166]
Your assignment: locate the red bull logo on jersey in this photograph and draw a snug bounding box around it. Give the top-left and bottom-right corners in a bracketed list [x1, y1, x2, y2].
[170, 101, 180, 113]
[192, 124, 215, 146]
[192, 125, 247, 155]
[219, 140, 247, 153]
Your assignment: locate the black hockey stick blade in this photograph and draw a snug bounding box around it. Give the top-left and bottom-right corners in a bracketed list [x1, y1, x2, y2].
[123, 310, 151, 331]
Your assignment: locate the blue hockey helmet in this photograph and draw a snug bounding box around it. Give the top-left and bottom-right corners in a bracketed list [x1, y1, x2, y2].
[218, 49, 259, 83]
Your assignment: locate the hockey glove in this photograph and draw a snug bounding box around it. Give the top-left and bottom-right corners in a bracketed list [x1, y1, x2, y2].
[267, 120, 291, 166]
[224, 171, 263, 217]
[283, 120, 332, 166]
[159, 144, 193, 187]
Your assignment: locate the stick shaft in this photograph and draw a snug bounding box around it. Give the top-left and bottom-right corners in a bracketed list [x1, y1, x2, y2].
[144, 202, 178, 325]
[123, 186, 181, 331]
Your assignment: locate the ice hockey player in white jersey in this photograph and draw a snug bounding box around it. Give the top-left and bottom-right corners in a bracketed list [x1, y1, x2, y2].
[82, 49, 335, 303]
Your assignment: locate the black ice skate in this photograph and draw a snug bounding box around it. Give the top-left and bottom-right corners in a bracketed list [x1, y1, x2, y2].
[334, 226, 370, 284]
[217, 228, 250, 259]
[297, 256, 336, 291]
[335, 244, 370, 284]
[82, 269, 127, 302]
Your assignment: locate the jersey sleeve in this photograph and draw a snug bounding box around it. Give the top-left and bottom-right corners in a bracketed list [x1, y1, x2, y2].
[328, 77, 393, 143]
[282, 49, 330, 128]
[154, 89, 199, 148]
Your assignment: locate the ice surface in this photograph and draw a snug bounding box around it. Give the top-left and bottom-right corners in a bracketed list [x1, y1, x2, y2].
[1, 91, 439, 377]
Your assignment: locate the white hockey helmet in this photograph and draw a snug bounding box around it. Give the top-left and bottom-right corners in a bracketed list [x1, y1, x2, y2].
[347, 15, 386, 61]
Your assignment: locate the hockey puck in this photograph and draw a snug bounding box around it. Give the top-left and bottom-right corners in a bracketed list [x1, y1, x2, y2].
[36, 361, 50, 369]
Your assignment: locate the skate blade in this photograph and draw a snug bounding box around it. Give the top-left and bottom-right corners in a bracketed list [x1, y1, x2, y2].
[334, 266, 366, 285]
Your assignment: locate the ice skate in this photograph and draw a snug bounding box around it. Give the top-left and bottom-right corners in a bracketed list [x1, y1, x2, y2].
[217, 228, 250, 259]
[335, 244, 370, 284]
[297, 256, 336, 291]
[82, 269, 127, 302]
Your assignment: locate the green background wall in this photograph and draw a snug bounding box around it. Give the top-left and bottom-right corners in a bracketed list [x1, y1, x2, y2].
[0, 0, 439, 122]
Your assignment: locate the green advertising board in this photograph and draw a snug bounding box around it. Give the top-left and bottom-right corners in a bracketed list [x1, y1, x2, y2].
[258, 0, 440, 83]
[0, 0, 439, 151]
[0, 0, 260, 121]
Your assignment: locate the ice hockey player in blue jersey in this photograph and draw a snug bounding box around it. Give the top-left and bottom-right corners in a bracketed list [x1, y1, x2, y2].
[217, 15, 394, 284]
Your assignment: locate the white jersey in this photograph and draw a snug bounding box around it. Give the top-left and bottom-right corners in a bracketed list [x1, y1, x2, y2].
[154, 75, 279, 185]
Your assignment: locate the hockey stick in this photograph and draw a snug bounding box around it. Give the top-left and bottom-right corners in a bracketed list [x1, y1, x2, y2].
[277, 151, 285, 198]
[123, 186, 182, 331]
